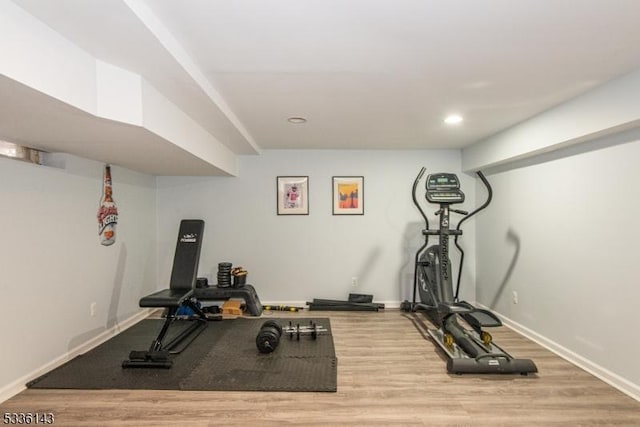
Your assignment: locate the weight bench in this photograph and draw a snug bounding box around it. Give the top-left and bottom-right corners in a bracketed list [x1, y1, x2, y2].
[122, 219, 218, 369]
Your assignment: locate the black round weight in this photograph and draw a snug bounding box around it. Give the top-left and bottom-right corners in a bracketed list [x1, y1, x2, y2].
[256, 324, 282, 354]
[261, 320, 283, 337]
[256, 326, 280, 353]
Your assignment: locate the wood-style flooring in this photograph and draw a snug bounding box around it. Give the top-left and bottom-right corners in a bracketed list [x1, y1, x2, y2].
[1, 310, 639, 426]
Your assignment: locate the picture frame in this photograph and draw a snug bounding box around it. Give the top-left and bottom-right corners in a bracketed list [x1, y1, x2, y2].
[332, 176, 364, 215]
[277, 176, 309, 215]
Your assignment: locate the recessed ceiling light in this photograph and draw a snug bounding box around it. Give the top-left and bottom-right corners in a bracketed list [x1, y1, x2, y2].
[287, 117, 307, 124]
[444, 114, 463, 125]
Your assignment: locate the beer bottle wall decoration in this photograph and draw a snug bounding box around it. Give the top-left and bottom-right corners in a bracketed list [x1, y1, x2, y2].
[97, 164, 118, 246]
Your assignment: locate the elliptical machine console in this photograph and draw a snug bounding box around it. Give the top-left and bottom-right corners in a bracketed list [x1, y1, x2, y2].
[402, 168, 537, 375]
[425, 173, 464, 204]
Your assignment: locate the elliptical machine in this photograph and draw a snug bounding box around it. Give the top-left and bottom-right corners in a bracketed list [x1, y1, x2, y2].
[402, 168, 537, 375]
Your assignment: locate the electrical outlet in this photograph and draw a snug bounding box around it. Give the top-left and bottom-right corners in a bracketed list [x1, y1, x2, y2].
[512, 291, 518, 304]
[90, 302, 97, 317]
[351, 277, 358, 288]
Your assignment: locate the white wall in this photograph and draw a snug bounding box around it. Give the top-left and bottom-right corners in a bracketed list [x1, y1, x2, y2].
[156, 149, 479, 304]
[0, 154, 157, 400]
[463, 67, 640, 172]
[475, 137, 640, 397]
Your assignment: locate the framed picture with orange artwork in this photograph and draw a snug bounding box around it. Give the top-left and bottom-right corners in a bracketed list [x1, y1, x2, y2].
[332, 176, 364, 215]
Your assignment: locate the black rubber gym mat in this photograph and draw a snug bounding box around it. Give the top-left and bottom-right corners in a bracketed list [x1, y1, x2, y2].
[28, 317, 337, 392]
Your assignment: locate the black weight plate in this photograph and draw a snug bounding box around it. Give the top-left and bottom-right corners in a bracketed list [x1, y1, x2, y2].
[261, 320, 283, 337]
[256, 326, 280, 353]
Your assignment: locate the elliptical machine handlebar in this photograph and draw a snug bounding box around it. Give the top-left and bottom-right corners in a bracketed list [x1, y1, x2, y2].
[412, 167, 429, 229]
[411, 167, 430, 307]
[454, 171, 493, 230]
[451, 208, 469, 216]
[453, 170, 493, 301]
[435, 208, 468, 216]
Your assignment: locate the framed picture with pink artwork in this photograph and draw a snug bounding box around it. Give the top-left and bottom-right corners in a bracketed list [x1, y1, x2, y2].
[277, 176, 309, 215]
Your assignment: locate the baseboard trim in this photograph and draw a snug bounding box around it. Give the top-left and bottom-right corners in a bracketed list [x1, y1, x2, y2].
[475, 303, 640, 402]
[0, 309, 152, 403]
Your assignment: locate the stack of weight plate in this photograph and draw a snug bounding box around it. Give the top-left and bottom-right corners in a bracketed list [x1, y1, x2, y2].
[217, 262, 233, 287]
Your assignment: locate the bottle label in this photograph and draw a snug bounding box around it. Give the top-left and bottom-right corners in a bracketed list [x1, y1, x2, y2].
[98, 206, 119, 235]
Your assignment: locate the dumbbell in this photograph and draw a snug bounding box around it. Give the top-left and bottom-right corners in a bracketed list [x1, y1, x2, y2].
[256, 320, 283, 354]
[283, 320, 328, 340]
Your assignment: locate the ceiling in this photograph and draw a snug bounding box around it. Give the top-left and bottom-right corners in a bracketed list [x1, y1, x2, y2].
[6, 0, 640, 170]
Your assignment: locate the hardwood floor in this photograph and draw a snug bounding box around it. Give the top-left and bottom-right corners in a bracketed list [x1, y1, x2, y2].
[2, 310, 639, 426]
